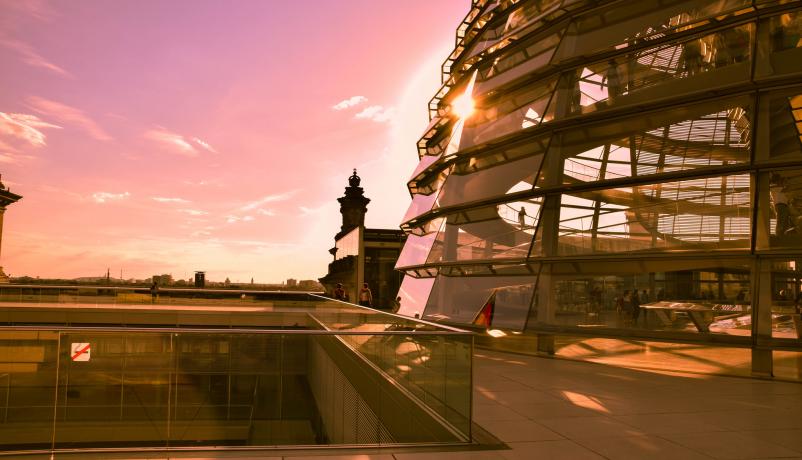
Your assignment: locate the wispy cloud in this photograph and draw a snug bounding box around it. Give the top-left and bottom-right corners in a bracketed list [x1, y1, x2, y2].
[183, 179, 212, 186]
[191, 137, 217, 153]
[27, 96, 111, 140]
[180, 209, 209, 216]
[299, 204, 329, 215]
[257, 209, 276, 216]
[0, 139, 19, 154]
[92, 191, 130, 203]
[4, 0, 57, 22]
[152, 196, 191, 204]
[355, 105, 396, 123]
[0, 153, 33, 164]
[332, 95, 367, 111]
[0, 38, 69, 76]
[240, 191, 297, 211]
[144, 127, 216, 156]
[226, 215, 255, 224]
[0, 112, 61, 148]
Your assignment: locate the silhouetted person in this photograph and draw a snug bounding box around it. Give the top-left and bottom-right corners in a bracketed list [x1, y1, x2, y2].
[150, 281, 159, 304]
[631, 290, 641, 326]
[518, 206, 526, 229]
[771, 174, 792, 235]
[358, 283, 373, 308]
[333, 283, 345, 301]
[680, 39, 704, 76]
[602, 59, 622, 102]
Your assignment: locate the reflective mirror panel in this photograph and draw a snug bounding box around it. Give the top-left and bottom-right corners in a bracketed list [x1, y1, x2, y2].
[424, 275, 537, 329]
[537, 259, 752, 336]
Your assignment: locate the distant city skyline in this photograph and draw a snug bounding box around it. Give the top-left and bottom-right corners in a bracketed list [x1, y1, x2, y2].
[0, 0, 465, 282]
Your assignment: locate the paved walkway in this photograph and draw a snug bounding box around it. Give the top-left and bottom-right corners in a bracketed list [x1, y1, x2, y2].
[270, 350, 802, 459]
[14, 350, 802, 460]
[461, 350, 802, 459]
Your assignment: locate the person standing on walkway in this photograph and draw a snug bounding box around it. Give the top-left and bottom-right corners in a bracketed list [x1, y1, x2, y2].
[359, 283, 373, 308]
[771, 174, 792, 235]
[631, 290, 641, 326]
[617, 290, 629, 327]
[333, 283, 345, 301]
[150, 281, 159, 304]
[602, 59, 622, 103]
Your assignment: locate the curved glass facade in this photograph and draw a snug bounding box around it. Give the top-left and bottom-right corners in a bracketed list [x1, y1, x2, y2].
[398, 0, 802, 369]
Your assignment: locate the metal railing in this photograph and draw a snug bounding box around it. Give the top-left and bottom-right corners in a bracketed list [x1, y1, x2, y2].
[0, 292, 473, 454]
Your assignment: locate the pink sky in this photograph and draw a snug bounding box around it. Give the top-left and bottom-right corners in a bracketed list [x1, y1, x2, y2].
[0, 0, 465, 283]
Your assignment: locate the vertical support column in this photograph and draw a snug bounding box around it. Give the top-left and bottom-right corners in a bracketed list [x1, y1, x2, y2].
[356, 226, 365, 299]
[754, 172, 771, 249]
[0, 208, 7, 283]
[752, 257, 773, 377]
[0, 207, 5, 260]
[533, 135, 564, 355]
[444, 217, 459, 262]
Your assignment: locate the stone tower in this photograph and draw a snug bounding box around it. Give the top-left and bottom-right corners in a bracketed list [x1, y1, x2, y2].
[336, 169, 370, 239]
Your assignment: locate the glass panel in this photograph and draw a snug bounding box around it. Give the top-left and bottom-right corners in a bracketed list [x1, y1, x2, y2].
[401, 193, 440, 225]
[404, 170, 449, 222]
[539, 259, 752, 336]
[756, 0, 802, 8]
[757, 169, 802, 249]
[408, 154, 442, 183]
[554, 0, 752, 63]
[336, 331, 472, 439]
[466, 0, 563, 55]
[558, 174, 752, 255]
[756, 11, 802, 79]
[335, 227, 360, 260]
[551, 24, 754, 119]
[395, 276, 436, 318]
[767, 259, 802, 340]
[427, 198, 542, 264]
[0, 330, 58, 451]
[0, 300, 474, 449]
[762, 91, 802, 163]
[459, 77, 557, 150]
[773, 350, 802, 382]
[436, 151, 543, 208]
[553, 336, 753, 377]
[54, 332, 170, 449]
[770, 170, 802, 239]
[560, 106, 751, 186]
[423, 275, 537, 328]
[473, 31, 562, 95]
[395, 220, 443, 269]
[491, 282, 538, 330]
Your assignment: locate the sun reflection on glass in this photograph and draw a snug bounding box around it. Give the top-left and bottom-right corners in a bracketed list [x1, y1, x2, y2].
[450, 70, 478, 120]
[451, 93, 475, 119]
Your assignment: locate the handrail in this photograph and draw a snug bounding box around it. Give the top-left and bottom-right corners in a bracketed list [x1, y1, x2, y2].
[0, 325, 472, 336]
[0, 284, 323, 295]
[308, 294, 472, 333]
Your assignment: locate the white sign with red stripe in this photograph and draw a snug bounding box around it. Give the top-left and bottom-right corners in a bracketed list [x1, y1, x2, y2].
[71, 343, 91, 362]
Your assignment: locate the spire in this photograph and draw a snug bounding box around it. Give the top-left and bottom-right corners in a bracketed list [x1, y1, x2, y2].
[349, 168, 361, 187]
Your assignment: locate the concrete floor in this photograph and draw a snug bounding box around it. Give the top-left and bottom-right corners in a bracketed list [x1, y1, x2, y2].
[8, 349, 802, 460]
[463, 350, 802, 459]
